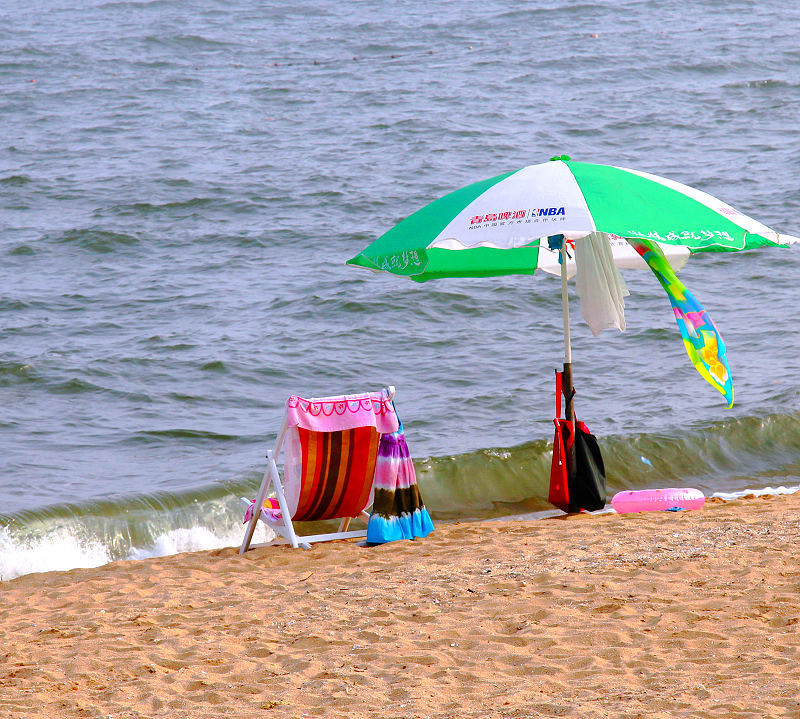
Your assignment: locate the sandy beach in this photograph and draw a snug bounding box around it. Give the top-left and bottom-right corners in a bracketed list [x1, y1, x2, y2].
[2, 492, 799, 719]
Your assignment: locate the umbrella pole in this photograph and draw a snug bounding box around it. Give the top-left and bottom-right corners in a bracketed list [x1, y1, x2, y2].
[560, 245, 577, 479]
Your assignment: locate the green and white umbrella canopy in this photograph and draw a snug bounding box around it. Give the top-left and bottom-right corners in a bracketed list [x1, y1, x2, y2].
[347, 158, 799, 281]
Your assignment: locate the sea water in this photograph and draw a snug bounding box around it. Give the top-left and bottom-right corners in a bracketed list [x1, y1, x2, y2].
[2, 0, 800, 578]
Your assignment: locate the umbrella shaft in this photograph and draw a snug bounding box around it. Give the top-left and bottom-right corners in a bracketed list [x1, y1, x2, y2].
[559, 246, 577, 480]
[560, 245, 572, 364]
[562, 362, 575, 424]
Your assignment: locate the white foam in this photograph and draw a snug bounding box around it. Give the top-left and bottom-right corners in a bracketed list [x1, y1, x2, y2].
[1, 521, 275, 581]
[127, 522, 274, 561]
[711, 485, 800, 501]
[0, 527, 111, 581]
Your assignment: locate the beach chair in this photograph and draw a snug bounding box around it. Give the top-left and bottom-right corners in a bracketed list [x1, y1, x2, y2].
[239, 387, 401, 552]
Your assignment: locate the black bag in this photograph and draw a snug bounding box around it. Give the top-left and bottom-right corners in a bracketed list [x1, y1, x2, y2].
[568, 421, 606, 512]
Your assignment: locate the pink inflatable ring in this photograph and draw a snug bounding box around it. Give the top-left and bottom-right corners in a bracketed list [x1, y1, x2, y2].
[611, 488, 705, 514]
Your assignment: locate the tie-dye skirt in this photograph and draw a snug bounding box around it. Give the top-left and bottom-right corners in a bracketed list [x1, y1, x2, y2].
[366, 423, 435, 544]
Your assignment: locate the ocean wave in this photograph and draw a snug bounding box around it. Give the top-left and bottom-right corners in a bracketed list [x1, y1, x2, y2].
[53, 229, 140, 253]
[417, 411, 800, 514]
[0, 489, 273, 580]
[0, 174, 32, 186]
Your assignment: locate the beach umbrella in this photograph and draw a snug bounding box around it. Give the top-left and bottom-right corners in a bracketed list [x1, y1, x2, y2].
[347, 156, 798, 279]
[347, 155, 800, 490]
[347, 157, 799, 473]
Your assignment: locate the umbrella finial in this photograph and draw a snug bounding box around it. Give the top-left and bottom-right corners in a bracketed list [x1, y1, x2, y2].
[549, 154, 572, 162]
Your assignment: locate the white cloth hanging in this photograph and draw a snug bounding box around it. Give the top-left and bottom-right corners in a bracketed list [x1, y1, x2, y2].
[575, 232, 630, 336]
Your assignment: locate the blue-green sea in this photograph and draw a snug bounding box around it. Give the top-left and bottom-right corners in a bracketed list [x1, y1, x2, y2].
[2, 0, 799, 579]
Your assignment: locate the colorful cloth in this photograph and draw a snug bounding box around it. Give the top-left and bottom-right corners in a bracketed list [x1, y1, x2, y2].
[243, 497, 282, 524]
[367, 420, 435, 544]
[629, 238, 734, 407]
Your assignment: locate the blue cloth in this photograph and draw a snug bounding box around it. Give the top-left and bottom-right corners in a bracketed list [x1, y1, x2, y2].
[367, 506, 435, 544]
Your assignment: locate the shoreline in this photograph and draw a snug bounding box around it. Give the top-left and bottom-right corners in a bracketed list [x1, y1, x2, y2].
[3, 484, 798, 583]
[3, 492, 800, 717]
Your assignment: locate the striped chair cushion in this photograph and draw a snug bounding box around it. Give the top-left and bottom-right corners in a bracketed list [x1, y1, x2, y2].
[293, 425, 380, 522]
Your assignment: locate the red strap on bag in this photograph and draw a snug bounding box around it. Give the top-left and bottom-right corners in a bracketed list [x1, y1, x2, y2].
[549, 421, 570, 511]
[549, 371, 572, 512]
